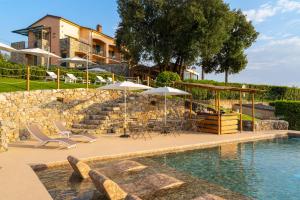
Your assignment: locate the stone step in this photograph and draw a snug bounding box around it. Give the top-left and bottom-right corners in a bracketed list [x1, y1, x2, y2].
[83, 119, 106, 125]
[72, 128, 108, 135]
[102, 106, 121, 112]
[89, 115, 109, 120]
[72, 124, 99, 129]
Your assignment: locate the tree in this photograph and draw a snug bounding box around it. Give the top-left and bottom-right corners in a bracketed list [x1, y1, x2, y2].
[115, 0, 235, 77]
[214, 10, 258, 83]
[195, 0, 235, 80]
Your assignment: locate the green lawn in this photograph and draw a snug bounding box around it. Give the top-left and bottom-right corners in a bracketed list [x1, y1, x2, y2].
[0, 77, 98, 93]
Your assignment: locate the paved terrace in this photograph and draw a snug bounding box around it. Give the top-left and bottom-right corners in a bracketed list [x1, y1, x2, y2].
[0, 130, 298, 200]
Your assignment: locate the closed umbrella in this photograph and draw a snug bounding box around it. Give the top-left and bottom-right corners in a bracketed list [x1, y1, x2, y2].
[99, 81, 152, 137]
[141, 87, 190, 125]
[0, 42, 16, 52]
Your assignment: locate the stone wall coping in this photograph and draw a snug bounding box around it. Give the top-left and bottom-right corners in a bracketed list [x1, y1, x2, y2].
[31, 131, 290, 170]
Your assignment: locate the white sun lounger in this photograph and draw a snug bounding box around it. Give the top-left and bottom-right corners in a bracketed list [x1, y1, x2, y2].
[26, 123, 77, 149]
[107, 77, 113, 83]
[46, 71, 58, 81]
[94, 75, 107, 85]
[53, 121, 97, 143]
[65, 73, 78, 83]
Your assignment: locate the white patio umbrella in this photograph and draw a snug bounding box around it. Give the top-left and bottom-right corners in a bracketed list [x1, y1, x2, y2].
[86, 67, 108, 73]
[0, 42, 16, 52]
[59, 56, 96, 65]
[141, 87, 190, 125]
[99, 81, 152, 137]
[17, 48, 61, 70]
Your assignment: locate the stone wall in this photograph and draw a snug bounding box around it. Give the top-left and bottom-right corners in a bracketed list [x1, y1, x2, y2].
[0, 89, 122, 145]
[242, 120, 289, 132]
[0, 89, 186, 151]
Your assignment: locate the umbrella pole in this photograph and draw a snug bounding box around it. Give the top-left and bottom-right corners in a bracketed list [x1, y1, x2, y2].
[86, 58, 89, 90]
[47, 49, 50, 71]
[121, 88, 130, 138]
[164, 93, 167, 126]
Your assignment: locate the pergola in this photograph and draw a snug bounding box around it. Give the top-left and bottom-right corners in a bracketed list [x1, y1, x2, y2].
[175, 82, 263, 134]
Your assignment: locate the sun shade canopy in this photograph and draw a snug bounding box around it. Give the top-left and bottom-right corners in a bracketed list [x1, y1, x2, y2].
[176, 82, 263, 93]
[99, 81, 152, 91]
[141, 86, 190, 96]
[59, 56, 96, 65]
[0, 42, 16, 52]
[16, 48, 61, 58]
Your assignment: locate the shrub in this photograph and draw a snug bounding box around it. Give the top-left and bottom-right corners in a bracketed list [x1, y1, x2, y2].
[271, 101, 300, 130]
[156, 71, 181, 87]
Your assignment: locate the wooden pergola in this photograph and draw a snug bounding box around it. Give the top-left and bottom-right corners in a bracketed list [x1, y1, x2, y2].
[175, 82, 263, 134]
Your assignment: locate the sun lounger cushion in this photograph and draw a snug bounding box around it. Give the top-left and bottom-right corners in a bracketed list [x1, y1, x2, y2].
[89, 170, 142, 200]
[89, 169, 128, 200]
[98, 160, 147, 177]
[193, 194, 226, 200]
[67, 156, 91, 179]
[121, 173, 185, 197]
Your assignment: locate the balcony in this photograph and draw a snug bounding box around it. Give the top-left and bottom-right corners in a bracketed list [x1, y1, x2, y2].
[92, 49, 105, 57]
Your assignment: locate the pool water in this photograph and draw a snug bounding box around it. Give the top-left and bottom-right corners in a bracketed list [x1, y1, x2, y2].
[35, 137, 300, 200]
[152, 137, 300, 200]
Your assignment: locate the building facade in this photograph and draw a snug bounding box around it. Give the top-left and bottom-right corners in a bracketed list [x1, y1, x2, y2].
[11, 15, 122, 67]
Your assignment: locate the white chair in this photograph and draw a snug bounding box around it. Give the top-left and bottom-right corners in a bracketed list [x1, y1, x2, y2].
[94, 75, 107, 85]
[65, 73, 78, 83]
[107, 77, 113, 84]
[46, 71, 57, 81]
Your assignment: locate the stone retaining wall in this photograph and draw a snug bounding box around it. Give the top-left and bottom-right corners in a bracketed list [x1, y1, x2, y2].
[0, 89, 122, 151]
[0, 89, 186, 151]
[242, 120, 289, 132]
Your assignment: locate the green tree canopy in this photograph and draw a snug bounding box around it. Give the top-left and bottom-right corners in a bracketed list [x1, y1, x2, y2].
[116, 0, 258, 80]
[213, 10, 259, 83]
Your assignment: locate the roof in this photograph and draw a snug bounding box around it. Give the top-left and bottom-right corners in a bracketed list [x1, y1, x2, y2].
[13, 14, 115, 40]
[176, 82, 264, 93]
[12, 25, 46, 36]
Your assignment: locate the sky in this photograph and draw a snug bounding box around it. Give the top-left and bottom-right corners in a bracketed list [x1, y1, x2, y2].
[0, 0, 299, 86]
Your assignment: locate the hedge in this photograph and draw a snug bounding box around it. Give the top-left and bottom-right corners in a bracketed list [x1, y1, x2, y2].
[185, 79, 300, 101]
[270, 101, 300, 130]
[0, 58, 117, 82]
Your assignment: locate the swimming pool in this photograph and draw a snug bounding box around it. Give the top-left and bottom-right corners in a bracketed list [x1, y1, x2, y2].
[34, 137, 300, 200]
[152, 137, 300, 200]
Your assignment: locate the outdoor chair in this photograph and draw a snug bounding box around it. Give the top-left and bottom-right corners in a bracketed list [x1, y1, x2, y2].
[26, 123, 76, 149]
[65, 73, 78, 83]
[107, 77, 113, 84]
[128, 118, 152, 140]
[81, 78, 91, 85]
[94, 75, 107, 85]
[46, 71, 58, 81]
[53, 121, 97, 143]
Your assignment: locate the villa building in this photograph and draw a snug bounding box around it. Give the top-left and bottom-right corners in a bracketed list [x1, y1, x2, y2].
[11, 15, 122, 67]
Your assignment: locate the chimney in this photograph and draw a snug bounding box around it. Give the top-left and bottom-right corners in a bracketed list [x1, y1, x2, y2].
[96, 24, 102, 33]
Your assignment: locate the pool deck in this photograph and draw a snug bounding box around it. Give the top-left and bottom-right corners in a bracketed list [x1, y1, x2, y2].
[0, 130, 299, 200]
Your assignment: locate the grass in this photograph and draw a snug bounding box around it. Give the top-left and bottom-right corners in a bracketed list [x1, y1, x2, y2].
[0, 77, 98, 93]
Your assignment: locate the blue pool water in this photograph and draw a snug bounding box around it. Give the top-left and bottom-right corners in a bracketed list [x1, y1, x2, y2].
[152, 137, 300, 200]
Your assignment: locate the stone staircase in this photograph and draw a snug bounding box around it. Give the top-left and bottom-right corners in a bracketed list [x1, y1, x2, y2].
[71, 99, 126, 135]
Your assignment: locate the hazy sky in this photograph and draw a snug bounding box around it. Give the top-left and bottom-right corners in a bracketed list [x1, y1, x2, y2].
[0, 0, 299, 86]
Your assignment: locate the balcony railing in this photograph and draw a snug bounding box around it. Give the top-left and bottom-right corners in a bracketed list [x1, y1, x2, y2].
[92, 49, 105, 57]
